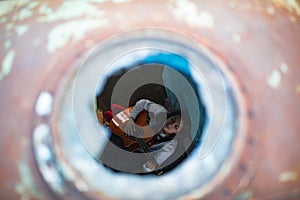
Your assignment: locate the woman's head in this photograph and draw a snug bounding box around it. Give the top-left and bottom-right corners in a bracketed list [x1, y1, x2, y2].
[163, 113, 183, 134]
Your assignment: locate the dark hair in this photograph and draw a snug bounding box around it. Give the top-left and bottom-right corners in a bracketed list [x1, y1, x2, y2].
[160, 108, 195, 174]
[167, 110, 181, 119]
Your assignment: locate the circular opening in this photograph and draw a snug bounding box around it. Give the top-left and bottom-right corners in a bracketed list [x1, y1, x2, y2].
[95, 60, 206, 175]
[51, 29, 239, 200]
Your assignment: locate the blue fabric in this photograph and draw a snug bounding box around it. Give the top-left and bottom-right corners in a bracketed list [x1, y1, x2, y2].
[143, 53, 192, 78]
[141, 52, 205, 145]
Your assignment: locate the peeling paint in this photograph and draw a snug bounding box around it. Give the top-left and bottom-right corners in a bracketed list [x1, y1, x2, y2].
[112, 0, 131, 3]
[28, 1, 40, 9]
[33, 124, 50, 143]
[17, 7, 33, 21]
[33, 123, 66, 194]
[280, 62, 288, 73]
[232, 34, 241, 43]
[47, 19, 108, 53]
[16, 25, 29, 36]
[86, 0, 108, 3]
[273, 0, 300, 16]
[189, 11, 214, 28]
[15, 161, 44, 200]
[170, 0, 215, 28]
[35, 91, 53, 116]
[38, 3, 53, 15]
[75, 180, 89, 192]
[37, 1, 105, 23]
[267, 69, 281, 88]
[86, 0, 131, 3]
[267, 6, 275, 14]
[0, 1, 16, 17]
[279, 171, 298, 182]
[0, 50, 16, 81]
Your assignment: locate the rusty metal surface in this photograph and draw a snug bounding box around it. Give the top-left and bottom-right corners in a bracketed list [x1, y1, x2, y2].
[0, 0, 299, 199]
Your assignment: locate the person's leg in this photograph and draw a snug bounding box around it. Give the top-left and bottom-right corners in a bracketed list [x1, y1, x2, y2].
[111, 104, 126, 115]
[103, 110, 113, 122]
[103, 104, 127, 122]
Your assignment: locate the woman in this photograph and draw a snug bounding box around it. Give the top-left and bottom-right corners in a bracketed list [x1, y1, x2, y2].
[102, 99, 192, 174]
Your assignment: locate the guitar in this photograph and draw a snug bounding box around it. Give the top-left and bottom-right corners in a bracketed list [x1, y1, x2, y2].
[109, 107, 155, 152]
[109, 107, 163, 175]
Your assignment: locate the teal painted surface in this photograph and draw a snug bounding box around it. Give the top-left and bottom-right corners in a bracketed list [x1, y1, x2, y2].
[143, 53, 206, 145]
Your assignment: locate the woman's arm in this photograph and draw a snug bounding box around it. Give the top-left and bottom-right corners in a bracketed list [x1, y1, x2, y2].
[129, 99, 167, 133]
[124, 99, 151, 135]
[129, 99, 153, 119]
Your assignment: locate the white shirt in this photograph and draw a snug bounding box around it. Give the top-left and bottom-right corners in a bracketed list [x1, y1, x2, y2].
[129, 99, 177, 172]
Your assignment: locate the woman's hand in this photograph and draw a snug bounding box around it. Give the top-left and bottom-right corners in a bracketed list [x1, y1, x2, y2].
[123, 118, 136, 136]
[145, 160, 158, 171]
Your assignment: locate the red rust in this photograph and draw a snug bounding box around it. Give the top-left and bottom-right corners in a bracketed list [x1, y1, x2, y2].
[0, 0, 299, 199]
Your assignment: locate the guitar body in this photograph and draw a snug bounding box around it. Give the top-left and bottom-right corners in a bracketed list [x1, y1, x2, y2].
[109, 108, 155, 152]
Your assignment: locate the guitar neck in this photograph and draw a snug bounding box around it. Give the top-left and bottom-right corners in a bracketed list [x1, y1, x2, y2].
[135, 138, 152, 158]
[111, 108, 163, 175]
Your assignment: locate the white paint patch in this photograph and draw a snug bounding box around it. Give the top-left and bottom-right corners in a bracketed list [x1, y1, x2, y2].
[280, 0, 300, 16]
[28, 1, 40, 9]
[232, 34, 241, 43]
[35, 91, 53, 116]
[279, 171, 298, 182]
[267, 6, 275, 14]
[37, 1, 105, 23]
[187, 11, 214, 28]
[0, 1, 16, 17]
[33, 124, 50, 145]
[38, 3, 53, 15]
[267, 69, 281, 88]
[112, 0, 131, 3]
[4, 40, 11, 49]
[15, 161, 44, 200]
[47, 19, 108, 53]
[280, 62, 288, 73]
[33, 123, 66, 194]
[171, 0, 214, 28]
[0, 50, 16, 81]
[16, 25, 29, 36]
[18, 8, 33, 21]
[75, 180, 89, 192]
[86, 0, 107, 2]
